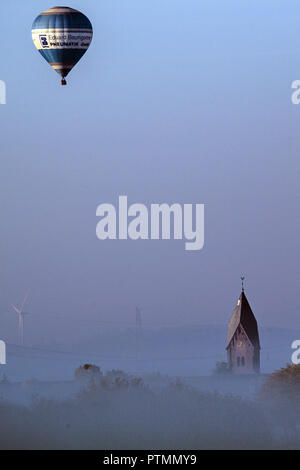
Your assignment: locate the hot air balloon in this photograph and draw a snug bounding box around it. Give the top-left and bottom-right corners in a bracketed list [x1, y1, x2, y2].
[32, 6, 93, 85]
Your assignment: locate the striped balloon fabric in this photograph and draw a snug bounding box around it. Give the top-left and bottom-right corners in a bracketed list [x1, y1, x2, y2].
[32, 6, 93, 85]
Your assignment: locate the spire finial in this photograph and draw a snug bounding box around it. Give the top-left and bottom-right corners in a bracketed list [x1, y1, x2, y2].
[241, 276, 245, 292]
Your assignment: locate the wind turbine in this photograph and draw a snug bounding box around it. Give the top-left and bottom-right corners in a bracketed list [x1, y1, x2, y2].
[12, 291, 30, 346]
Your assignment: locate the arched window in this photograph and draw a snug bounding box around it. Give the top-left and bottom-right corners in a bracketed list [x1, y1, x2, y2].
[237, 357, 240, 367]
[241, 357, 245, 366]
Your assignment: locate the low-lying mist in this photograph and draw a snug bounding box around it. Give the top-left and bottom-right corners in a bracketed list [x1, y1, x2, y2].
[0, 368, 298, 450]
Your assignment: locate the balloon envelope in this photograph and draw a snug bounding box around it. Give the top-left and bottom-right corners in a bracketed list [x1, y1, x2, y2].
[32, 6, 93, 84]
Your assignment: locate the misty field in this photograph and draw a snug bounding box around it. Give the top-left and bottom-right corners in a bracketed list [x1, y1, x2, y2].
[0, 368, 299, 450]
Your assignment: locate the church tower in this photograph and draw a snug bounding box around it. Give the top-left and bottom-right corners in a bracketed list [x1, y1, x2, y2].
[226, 279, 260, 374]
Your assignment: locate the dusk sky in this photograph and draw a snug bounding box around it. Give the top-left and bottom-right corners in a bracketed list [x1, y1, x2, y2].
[0, 0, 300, 346]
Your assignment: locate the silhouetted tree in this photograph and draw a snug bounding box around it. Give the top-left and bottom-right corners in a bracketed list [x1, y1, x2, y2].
[213, 361, 231, 375]
[75, 364, 102, 382]
[259, 364, 300, 439]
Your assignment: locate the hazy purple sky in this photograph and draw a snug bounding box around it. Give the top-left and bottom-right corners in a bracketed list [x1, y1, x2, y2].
[0, 0, 300, 346]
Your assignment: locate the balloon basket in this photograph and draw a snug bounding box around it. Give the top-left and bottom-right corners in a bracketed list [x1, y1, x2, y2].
[61, 79, 67, 86]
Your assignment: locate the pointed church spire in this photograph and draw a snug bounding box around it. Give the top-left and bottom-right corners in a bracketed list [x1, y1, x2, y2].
[226, 282, 261, 374]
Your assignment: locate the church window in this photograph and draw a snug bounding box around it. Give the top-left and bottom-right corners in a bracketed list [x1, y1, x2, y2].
[237, 357, 240, 367]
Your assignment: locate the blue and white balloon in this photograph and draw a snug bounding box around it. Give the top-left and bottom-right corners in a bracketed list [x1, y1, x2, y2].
[32, 6, 93, 85]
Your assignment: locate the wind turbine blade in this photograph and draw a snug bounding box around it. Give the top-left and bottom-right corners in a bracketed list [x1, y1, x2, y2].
[20, 290, 30, 313]
[12, 305, 21, 314]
